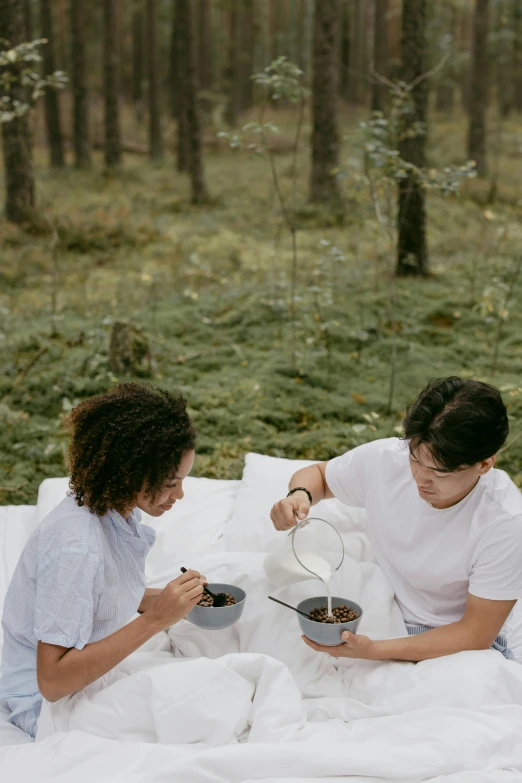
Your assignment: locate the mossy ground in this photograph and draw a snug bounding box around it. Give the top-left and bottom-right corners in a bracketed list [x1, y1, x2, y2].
[1, 106, 522, 504]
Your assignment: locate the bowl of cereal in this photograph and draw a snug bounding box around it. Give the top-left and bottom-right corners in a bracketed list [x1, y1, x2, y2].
[297, 596, 363, 646]
[187, 583, 246, 630]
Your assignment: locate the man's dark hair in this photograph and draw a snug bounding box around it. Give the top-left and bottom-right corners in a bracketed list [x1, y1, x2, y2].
[403, 376, 509, 472]
[64, 383, 197, 516]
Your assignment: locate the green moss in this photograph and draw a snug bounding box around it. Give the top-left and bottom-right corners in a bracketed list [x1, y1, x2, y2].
[1, 112, 522, 503]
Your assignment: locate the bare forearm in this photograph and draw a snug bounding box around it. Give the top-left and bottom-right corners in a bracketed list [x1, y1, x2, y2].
[38, 613, 164, 702]
[370, 622, 492, 662]
[138, 587, 162, 614]
[289, 464, 332, 504]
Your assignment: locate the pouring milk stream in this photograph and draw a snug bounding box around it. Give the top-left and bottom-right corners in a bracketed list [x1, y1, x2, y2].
[264, 517, 343, 617]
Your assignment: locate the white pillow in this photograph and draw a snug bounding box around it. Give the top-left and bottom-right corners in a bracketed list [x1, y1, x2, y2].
[0, 505, 38, 648]
[223, 452, 369, 555]
[35, 476, 241, 580]
[143, 477, 240, 578]
[36, 477, 70, 522]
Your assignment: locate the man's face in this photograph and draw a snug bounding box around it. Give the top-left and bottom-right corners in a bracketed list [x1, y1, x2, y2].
[408, 442, 495, 509]
[136, 449, 196, 517]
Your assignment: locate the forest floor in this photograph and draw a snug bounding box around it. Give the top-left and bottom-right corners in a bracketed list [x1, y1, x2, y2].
[1, 106, 522, 504]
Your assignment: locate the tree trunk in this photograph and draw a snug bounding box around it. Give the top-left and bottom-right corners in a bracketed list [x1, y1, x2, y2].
[301, 0, 315, 87]
[169, 0, 179, 119]
[310, 0, 341, 203]
[347, 0, 367, 104]
[514, 0, 522, 112]
[173, 0, 189, 171]
[239, 0, 254, 111]
[23, 0, 32, 38]
[197, 0, 213, 91]
[371, 0, 389, 112]
[146, 0, 163, 160]
[103, 0, 122, 168]
[435, 1, 456, 115]
[396, 0, 428, 277]
[40, 0, 65, 167]
[467, 0, 489, 177]
[132, 10, 144, 106]
[70, 0, 91, 168]
[177, 0, 209, 203]
[340, 0, 350, 101]
[253, 0, 271, 100]
[0, 0, 36, 222]
[497, 0, 513, 119]
[225, 0, 241, 126]
[289, 0, 299, 65]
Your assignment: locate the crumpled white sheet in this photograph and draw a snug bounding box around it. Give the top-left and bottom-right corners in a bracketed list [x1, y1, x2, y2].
[15, 542, 522, 783]
[3, 521, 522, 782]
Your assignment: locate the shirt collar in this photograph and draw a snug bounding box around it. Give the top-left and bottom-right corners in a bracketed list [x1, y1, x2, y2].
[105, 507, 142, 536]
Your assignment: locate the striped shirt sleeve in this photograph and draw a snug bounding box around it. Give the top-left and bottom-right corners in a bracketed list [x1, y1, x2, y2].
[34, 547, 103, 650]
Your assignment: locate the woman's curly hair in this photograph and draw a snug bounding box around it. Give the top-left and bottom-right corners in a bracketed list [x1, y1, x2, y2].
[64, 383, 197, 516]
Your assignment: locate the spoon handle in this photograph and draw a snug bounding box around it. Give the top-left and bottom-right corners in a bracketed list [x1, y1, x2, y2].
[268, 595, 312, 620]
[180, 566, 216, 599]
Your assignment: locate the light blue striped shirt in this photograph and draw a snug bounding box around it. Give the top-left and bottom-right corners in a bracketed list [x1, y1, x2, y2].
[0, 494, 156, 737]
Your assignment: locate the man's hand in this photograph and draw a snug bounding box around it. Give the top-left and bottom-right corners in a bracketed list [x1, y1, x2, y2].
[302, 631, 375, 659]
[148, 569, 205, 630]
[270, 492, 310, 531]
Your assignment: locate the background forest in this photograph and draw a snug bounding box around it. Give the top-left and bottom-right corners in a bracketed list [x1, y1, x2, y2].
[1, 0, 522, 505]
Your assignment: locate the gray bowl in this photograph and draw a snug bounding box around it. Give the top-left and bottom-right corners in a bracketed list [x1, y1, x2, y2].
[297, 596, 363, 646]
[187, 583, 246, 630]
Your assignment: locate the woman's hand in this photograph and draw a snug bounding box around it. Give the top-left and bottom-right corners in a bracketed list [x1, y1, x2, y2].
[148, 569, 205, 630]
[302, 631, 375, 659]
[270, 492, 310, 531]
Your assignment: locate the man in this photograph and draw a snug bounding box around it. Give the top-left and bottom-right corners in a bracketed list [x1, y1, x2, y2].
[271, 377, 522, 661]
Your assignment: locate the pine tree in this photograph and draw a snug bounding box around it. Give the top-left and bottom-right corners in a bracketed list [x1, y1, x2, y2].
[132, 9, 144, 109]
[0, 0, 36, 222]
[310, 0, 341, 203]
[347, 0, 367, 105]
[467, 0, 489, 176]
[40, 0, 65, 166]
[177, 0, 209, 203]
[225, 0, 240, 127]
[372, 0, 389, 112]
[103, 0, 122, 168]
[514, 0, 522, 112]
[146, 0, 163, 159]
[197, 0, 213, 92]
[396, 0, 428, 277]
[23, 0, 32, 38]
[70, 0, 91, 168]
[340, 0, 351, 101]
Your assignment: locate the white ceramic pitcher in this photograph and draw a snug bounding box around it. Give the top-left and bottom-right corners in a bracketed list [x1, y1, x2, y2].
[263, 517, 345, 588]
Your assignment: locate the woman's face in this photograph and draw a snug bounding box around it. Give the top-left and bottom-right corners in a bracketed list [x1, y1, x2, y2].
[136, 449, 196, 517]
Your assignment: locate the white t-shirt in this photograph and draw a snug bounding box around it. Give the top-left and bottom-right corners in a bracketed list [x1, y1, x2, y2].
[326, 437, 522, 627]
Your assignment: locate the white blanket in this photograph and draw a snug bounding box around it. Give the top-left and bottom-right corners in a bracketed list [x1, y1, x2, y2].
[4, 545, 522, 783]
[2, 488, 522, 782]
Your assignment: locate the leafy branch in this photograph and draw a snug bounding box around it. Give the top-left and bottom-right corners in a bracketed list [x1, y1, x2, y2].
[218, 57, 308, 371]
[0, 38, 67, 124]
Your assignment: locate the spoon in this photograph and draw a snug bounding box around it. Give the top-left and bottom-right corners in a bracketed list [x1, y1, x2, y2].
[268, 595, 314, 620]
[180, 567, 227, 607]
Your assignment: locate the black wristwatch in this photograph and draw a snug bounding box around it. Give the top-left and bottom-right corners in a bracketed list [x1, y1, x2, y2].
[287, 486, 312, 505]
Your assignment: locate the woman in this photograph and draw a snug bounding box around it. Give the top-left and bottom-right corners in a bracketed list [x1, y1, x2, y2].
[0, 383, 206, 737]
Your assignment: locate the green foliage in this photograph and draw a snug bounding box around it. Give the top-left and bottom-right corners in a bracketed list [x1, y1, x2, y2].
[218, 57, 307, 154]
[1, 112, 522, 503]
[250, 56, 307, 103]
[0, 39, 67, 124]
[357, 84, 477, 194]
